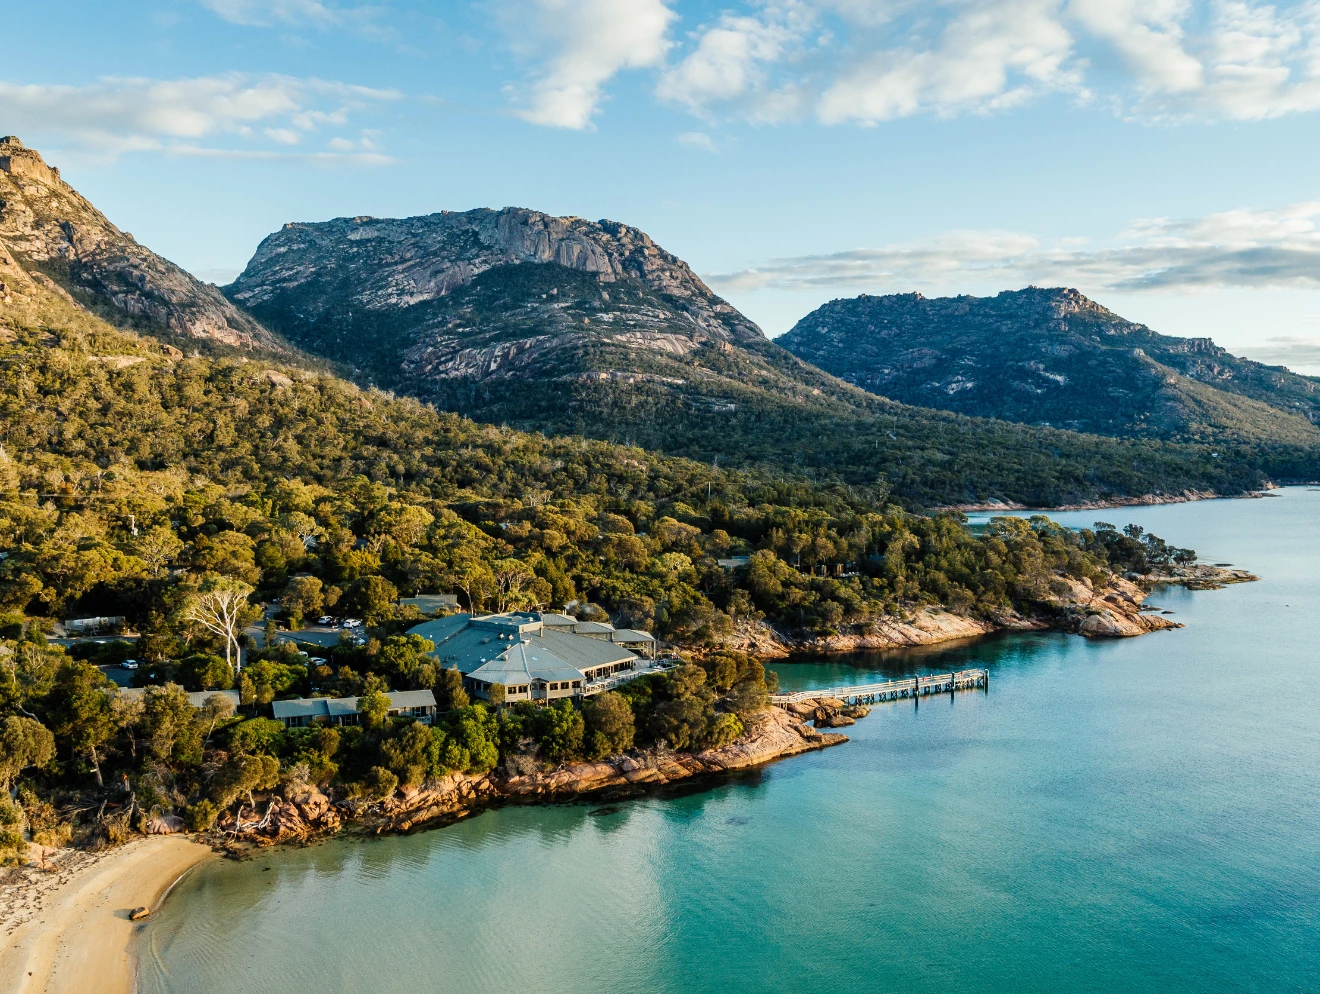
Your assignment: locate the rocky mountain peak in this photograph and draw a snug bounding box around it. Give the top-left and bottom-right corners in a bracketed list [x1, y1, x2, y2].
[778, 286, 1320, 444]
[0, 136, 64, 188]
[0, 138, 286, 354]
[229, 206, 764, 345]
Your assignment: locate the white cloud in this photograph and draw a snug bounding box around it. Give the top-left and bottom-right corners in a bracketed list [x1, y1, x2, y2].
[819, 0, 1081, 123]
[0, 73, 399, 156]
[198, 0, 379, 29]
[1198, 0, 1320, 119]
[501, 0, 676, 129]
[676, 130, 719, 151]
[265, 126, 303, 144]
[1250, 333, 1320, 366]
[658, 4, 814, 116]
[1070, 0, 1204, 93]
[707, 200, 1320, 293]
[623, 0, 1320, 127]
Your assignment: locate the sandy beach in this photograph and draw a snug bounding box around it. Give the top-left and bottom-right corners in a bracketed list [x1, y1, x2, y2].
[1, 836, 215, 994]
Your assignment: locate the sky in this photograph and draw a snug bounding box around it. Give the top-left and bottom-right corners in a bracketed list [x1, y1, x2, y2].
[6, 1, 1320, 373]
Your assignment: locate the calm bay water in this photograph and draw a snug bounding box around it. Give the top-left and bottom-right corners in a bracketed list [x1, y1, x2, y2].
[141, 488, 1320, 994]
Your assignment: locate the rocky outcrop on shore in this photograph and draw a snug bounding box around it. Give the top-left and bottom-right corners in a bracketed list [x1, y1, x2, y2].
[738, 552, 1267, 653]
[946, 489, 1229, 512]
[214, 707, 845, 844]
[1042, 574, 1182, 637]
[724, 608, 1010, 658]
[722, 569, 1191, 655]
[1137, 563, 1258, 590]
[779, 698, 871, 728]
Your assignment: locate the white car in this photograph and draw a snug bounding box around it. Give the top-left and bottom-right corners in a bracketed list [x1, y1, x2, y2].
[121, 659, 139, 670]
[343, 619, 362, 629]
[318, 616, 334, 626]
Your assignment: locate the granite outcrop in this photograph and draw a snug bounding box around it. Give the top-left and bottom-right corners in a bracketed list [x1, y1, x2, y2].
[0, 136, 287, 352]
[214, 706, 845, 844]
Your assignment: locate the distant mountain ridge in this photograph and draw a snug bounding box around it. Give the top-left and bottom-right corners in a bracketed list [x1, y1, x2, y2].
[777, 287, 1320, 448]
[0, 138, 1302, 507]
[223, 209, 1302, 505]
[0, 136, 289, 355]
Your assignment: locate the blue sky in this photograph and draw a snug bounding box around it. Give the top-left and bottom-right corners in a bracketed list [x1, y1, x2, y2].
[6, 1, 1320, 371]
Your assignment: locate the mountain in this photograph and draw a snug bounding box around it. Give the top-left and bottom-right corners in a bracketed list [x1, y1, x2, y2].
[777, 288, 1320, 452]
[224, 210, 1288, 506]
[0, 140, 1289, 506]
[0, 136, 288, 355]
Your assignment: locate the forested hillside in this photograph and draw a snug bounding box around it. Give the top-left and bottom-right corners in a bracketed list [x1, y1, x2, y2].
[0, 235, 1206, 853]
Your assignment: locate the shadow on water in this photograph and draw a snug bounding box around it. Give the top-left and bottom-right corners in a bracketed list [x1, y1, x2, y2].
[768, 628, 1067, 693]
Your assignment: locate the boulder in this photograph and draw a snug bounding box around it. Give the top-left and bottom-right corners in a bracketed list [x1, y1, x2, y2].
[813, 709, 856, 728]
[129, 907, 151, 921]
[289, 786, 332, 822]
[262, 799, 310, 840]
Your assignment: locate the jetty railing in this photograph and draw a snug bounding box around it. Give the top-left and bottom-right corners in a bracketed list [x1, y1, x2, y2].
[772, 669, 988, 706]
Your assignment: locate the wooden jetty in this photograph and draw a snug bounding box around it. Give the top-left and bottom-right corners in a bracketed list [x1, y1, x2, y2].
[772, 669, 988, 707]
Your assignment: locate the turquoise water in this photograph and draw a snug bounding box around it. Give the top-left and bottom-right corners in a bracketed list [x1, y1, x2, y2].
[141, 488, 1320, 994]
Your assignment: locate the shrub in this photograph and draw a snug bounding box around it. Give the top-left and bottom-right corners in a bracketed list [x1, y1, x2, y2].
[183, 800, 218, 831]
[362, 765, 398, 799]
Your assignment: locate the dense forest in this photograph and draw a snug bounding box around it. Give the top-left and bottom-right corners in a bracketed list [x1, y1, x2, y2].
[0, 287, 1195, 857]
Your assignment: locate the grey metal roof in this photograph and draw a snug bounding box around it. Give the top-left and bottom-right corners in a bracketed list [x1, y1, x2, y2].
[115, 687, 241, 709]
[386, 690, 440, 709]
[188, 689, 241, 708]
[609, 629, 656, 643]
[571, 621, 616, 634]
[409, 613, 475, 645]
[537, 629, 636, 671]
[538, 612, 578, 628]
[408, 615, 636, 679]
[467, 642, 583, 686]
[398, 594, 459, 612]
[271, 689, 436, 720]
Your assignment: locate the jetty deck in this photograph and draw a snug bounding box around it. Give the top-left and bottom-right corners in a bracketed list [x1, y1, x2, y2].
[772, 669, 988, 706]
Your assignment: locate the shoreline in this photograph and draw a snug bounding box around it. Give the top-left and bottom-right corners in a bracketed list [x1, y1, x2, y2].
[0, 836, 215, 994]
[2, 565, 1257, 992]
[942, 486, 1278, 514]
[725, 565, 1256, 658]
[215, 705, 848, 844]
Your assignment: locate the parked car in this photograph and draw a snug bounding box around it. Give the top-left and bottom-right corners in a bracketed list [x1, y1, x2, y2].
[317, 616, 334, 626]
[121, 659, 139, 670]
[343, 619, 362, 629]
